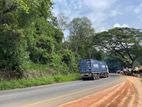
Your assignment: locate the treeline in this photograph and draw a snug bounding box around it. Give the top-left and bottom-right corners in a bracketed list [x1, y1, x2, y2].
[59, 14, 142, 71]
[0, 0, 142, 80]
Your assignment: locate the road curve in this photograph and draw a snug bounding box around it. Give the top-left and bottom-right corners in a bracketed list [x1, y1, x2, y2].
[0, 74, 123, 107]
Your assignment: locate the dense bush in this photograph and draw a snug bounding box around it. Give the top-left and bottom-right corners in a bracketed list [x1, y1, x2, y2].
[49, 50, 80, 74]
[0, 30, 29, 71]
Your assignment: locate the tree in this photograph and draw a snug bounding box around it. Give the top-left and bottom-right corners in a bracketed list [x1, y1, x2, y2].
[56, 13, 70, 41]
[57, 13, 69, 31]
[104, 55, 125, 72]
[0, 0, 31, 71]
[94, 27, 142, 67]
[68, 17, 96, 58]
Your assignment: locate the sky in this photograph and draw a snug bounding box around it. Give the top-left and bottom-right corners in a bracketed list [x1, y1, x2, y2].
[53, 0, 142, 32]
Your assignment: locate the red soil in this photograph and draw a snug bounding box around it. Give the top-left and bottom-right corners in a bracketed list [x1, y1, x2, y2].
[60, 77, 141, 107]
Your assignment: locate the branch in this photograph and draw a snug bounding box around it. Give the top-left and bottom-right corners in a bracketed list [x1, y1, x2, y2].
[117, 40, 135, 64]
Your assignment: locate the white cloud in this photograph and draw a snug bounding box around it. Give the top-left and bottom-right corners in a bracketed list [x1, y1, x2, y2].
[53, 0, 118, 19]
[113, 23, 129, 28]
[82, 0, 117, 11]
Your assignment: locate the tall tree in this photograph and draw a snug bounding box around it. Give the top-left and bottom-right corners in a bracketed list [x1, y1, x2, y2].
[57, 13, 69, 31]
[94, 27, 142, 67]
[68, 17, 96, 58]
[56, 13, 70, 41]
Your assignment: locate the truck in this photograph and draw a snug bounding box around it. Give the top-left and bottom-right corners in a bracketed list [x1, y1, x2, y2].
[79, 59, 109, 80]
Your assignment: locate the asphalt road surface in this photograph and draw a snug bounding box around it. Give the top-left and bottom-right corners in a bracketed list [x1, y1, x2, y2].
[0, 74, 123, 107]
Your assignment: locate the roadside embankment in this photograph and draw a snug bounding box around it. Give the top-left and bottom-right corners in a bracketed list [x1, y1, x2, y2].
[0, 73, 80, 90]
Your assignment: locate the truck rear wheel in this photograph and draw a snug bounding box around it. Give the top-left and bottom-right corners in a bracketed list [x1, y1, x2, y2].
[81, 77, 86, 80]
[91, 74, 95, 80]
[103, 73, 107, 78]
[104, 73, 106, 78]
[106, 73, 109, 77]
[92, 73, 99, 80]
[97, 74, 100, 79]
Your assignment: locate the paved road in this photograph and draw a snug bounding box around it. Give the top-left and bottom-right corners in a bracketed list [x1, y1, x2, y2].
[0, 74, 124, 107]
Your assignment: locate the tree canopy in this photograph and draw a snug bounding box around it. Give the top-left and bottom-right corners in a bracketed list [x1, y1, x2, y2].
[67, 17, 103, 59]
[94, 27, 142, 67]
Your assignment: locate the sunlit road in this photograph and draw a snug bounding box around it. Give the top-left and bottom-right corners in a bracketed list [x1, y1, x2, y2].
[0, 74, 123, 107]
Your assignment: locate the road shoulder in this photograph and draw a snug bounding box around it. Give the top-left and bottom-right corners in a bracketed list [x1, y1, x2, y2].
[60, 76, 141, 107]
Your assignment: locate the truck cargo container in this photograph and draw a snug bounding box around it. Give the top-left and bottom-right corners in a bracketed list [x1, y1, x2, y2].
[79, 59, 109, 80]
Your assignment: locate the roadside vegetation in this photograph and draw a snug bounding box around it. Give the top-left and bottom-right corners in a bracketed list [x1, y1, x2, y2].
[0, 73, 80, 90]
[0, 0, 142, 90]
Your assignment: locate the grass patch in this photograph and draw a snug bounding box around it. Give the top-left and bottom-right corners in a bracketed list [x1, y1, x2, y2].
[24, 62, 49, 72]
[0, 73, 80, 90]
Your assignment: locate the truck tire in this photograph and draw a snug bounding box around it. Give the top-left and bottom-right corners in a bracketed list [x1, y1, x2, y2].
[81, 77, 86, 80]
[105, 73, 108, 78]
[93, 73, 99, 80]
[104, 73, 106, 78]
[91, 73, 95, 80]
[97, 74, 100, 79]
[92, 75, 95, 80]
[102, 73, 104, 78]
[106, 73, 109, 77]
[105, 73, 107, 78]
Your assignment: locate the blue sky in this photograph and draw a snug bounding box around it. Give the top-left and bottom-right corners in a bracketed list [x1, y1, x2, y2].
[53, 0, 142, 32]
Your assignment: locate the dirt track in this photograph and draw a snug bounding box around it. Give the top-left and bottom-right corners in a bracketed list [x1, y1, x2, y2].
[60, 77, 142, 107]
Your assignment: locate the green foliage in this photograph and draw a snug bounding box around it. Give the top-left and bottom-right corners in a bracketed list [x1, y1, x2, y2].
[23, 62, 49, 72]
[0, 29, 29, 71]
[61, 50, 80, 72]
[50, 53, 68, 74]
[16, 0, 29, 13]
[0, 0, 32, 72]
[49, 50, 79, 74]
